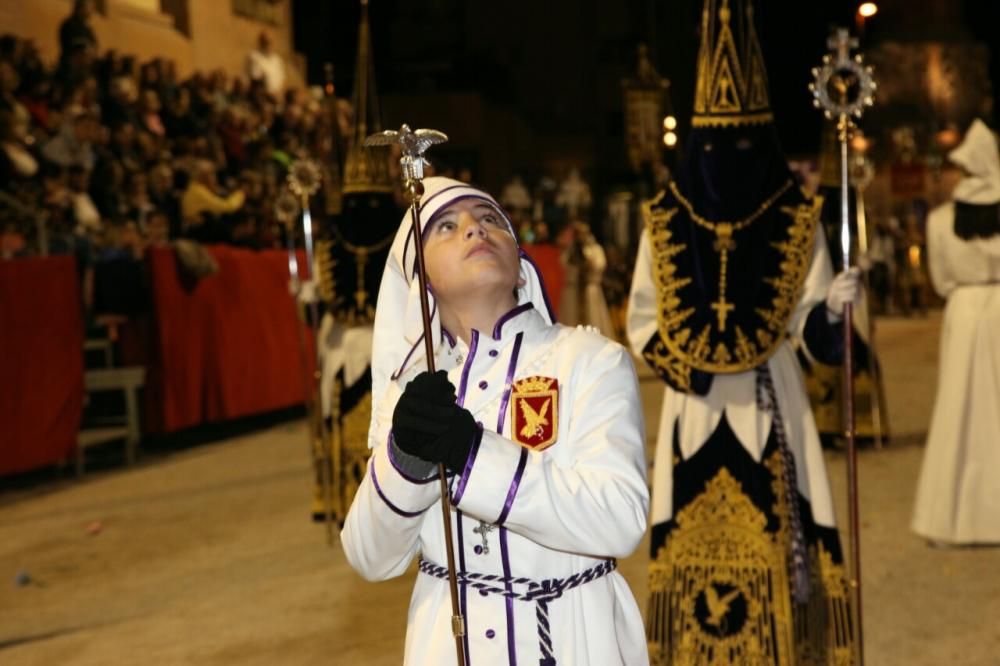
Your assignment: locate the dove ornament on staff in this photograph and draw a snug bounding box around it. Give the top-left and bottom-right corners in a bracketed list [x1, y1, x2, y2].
[363, 124, 468, 662]
[810, 27, 876, 666]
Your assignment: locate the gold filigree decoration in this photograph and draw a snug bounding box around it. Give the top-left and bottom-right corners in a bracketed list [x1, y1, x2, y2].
[314, 376, 374, 520]
[317, 239, 338, 304]
[764, 451, 856, 665]
[647, 459, 856, 665]
[646, 188, 820, 381]
[647, 468, 793, 665]
[692, 0, 773, 128]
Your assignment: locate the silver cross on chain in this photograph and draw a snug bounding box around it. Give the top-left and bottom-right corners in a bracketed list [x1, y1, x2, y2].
[472, 521, 495, 554]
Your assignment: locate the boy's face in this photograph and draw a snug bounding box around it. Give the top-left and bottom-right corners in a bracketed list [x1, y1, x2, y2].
[422, 198, 523, 303]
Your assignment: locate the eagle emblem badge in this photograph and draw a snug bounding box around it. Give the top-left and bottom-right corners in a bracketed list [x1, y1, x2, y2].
[510, 376, 559, 450]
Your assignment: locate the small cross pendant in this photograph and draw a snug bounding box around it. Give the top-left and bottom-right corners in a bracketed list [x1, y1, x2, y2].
[473, 521, 494, 554]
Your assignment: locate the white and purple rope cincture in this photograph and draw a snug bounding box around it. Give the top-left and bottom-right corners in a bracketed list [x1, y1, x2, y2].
[418, 557, 616, 665]
[756, 365, 811, 604]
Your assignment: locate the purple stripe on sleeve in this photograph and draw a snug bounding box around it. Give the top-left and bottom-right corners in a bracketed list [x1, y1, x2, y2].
[500, 527, 518, 665]
[491, 303, 533, 340]
[369, 459, 424, 518]
[450, 426, 483, 505]
[496, 449, 528, 526]
[495, 332, 524, 434]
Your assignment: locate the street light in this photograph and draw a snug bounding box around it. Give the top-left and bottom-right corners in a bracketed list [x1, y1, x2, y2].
[663, 115, 678, 148]
[856, 2, 877, 39]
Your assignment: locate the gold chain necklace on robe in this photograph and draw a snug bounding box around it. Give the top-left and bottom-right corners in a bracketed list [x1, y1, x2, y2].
[668, 179, 793, 331]
[330, 228, 394, 316]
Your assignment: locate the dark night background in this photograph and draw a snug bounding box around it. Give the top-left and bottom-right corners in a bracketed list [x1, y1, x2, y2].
[291, 0, 1000, 193]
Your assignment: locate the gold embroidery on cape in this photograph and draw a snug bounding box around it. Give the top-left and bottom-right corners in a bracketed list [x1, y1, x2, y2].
[764, 453, 855, 665]
[644, 191, 820, 384]
[313, 377, 372, 520]
[319, 230, 395, 326]
[646, 455, 855, 665]
[692, 0, 773, 128]
[646, 468, 793, 665]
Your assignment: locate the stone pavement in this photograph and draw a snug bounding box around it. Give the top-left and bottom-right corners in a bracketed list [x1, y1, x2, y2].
[1, 312, 998, 665]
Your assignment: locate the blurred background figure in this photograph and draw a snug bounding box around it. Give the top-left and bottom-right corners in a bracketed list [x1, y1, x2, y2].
[912, 118, 1000, 546]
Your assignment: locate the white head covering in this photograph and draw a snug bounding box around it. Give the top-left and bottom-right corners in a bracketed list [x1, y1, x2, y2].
[369, 177, 555, 445]
[949, 119, 1000, 205]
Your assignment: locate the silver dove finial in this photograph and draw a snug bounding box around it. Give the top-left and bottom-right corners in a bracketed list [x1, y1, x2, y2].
[364, 124, 448, 185]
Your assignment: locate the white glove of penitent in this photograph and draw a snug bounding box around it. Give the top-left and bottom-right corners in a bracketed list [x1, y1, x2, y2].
[825, 266, 863, 323]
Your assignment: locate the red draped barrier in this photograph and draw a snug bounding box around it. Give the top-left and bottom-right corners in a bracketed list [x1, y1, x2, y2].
[144, 245, 314, 434]
[0, 257, 83, 475]
[521, 243, 564, 320]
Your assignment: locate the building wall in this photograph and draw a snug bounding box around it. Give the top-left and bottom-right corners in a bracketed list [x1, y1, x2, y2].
[0, 0, 303, 84]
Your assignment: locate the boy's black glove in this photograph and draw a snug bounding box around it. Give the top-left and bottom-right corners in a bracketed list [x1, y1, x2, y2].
[392, 370, 478, 474]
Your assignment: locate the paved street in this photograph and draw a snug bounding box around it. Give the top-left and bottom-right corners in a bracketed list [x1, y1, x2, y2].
[2, 312, 999, 665]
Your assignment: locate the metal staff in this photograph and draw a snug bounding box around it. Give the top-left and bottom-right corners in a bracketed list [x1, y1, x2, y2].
[811, 28, 876, 666]
[365, 124, 465, 665]
[275, 189, 316, 462]
[288, 160, 337, 545]
[851, 176, 888, 448]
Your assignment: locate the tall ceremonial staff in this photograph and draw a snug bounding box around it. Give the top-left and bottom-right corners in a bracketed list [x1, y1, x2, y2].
[810, 28, 876, 666]
[286, 160, 337, 545]
[365, 124, 466, 665]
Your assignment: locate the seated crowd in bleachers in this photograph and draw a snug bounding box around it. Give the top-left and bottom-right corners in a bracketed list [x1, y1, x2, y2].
[0, 27, 346, 317]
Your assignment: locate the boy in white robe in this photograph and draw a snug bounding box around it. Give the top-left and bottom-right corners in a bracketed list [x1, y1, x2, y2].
[341, 177, 650, 665]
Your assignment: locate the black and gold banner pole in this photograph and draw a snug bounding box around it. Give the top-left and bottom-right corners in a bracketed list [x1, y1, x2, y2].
[811, 27, 876, 666]
[288, 160, 337, 545]
[365, 124, 465, 665]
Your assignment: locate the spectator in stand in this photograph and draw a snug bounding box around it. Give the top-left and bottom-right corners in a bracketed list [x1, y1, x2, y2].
[67, 164, 101, 235]
[181, 159, 245, 241]
[41, 108, 96, 170]
[0, 109, 38, 181]
[57, 0, 97, 94]
[58, 0, 97, 68]
[246, 32, 285, 99]
[139, 90, 167, 137]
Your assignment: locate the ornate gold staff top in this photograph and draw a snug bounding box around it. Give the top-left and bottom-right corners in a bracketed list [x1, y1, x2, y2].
[809, 27, 876, 666]
[364, 124, 467, 665]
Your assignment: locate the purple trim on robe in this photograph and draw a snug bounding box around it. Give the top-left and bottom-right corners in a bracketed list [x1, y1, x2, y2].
[441, 326, 456, 348]
[418, 184, 469, 214]
[496, 333, 524, 433]
[519, 249, 558, 323]
[369, 459, 424, 518]
[496, 449, 529, 526]
[451, 426, 484, 505]
[492, 303, 533, 340]
[456, 329, 480, 407]
[500, 527, 518, 665]
[387, 432, 439, 484]
[406, 188, 516, 278]
[456, 509, 472, 664]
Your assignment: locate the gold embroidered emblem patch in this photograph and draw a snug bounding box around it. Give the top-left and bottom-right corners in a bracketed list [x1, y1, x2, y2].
[510, 376, 558, 450]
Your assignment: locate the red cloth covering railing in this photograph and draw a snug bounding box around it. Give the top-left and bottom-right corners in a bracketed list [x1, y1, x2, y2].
[143, 245, 314, 434]
[0, 257, 84, 475]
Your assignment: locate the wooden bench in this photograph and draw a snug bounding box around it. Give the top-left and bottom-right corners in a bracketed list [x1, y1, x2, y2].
[76, 366, 146, 476]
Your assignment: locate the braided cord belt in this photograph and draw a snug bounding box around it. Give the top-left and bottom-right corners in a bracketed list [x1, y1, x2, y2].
[756, 365, 811, 604]
[418, 557, 617, 665]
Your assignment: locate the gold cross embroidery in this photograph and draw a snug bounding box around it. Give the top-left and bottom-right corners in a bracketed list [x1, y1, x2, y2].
[711, 294, 735, 331]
